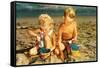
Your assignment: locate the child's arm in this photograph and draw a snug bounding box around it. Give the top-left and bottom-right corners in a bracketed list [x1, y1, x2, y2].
[44, 34, 52, 50]
[28, 29, 41, 41]
[58, 25, 65, 51]
[58, 28, 62, 45]
[72, 22, 78, 42]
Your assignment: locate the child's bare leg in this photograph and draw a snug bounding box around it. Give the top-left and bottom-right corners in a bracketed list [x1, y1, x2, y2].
[65, 44, 72, 61]
[59, 51, 65, 62]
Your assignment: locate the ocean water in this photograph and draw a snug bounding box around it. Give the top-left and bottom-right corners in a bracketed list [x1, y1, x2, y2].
[16, 3, 97, 18]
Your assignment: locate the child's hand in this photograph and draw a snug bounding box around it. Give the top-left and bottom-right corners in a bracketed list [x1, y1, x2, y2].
[28, 30, 38, 37]
[28, 30, 34, 36]
[72, 38, 77, 43]
[58, 42, 65, 51]
[68, 40, 72, 44]
[43, 29, 48, 36]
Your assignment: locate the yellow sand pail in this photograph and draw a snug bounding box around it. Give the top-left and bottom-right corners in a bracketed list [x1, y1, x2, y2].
[72, 50, 80, 58]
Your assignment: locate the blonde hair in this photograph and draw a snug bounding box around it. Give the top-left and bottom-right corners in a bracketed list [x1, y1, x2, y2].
[64, 7, 76, 19]
[38, 14, 54, 30]
[39, 14, 54, 30]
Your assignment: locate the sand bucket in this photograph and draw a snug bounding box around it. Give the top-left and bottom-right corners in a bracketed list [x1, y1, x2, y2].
[71, 43, 79, 51]
[71, 43, 80, 58]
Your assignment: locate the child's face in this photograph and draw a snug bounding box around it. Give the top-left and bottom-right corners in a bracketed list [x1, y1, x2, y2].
[40, 21, 53, 32]
[40, 23, 49, 32]
[64, 8, 76, 23]
[65, 13, 75, 22]
[39, 14, 53, 32]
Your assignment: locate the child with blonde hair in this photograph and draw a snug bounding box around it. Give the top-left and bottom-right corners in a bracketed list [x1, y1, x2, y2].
[57, 7, 79, 62]
[28, 14, 56, 59]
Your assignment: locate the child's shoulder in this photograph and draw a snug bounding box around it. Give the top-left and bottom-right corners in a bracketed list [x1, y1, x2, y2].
[59, 23, 65, 28]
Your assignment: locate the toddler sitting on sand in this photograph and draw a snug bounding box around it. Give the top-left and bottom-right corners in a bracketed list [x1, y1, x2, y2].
[28, 14, 56, 57]
[57, 7, 80, 62]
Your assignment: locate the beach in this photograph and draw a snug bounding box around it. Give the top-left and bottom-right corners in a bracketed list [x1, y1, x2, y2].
[16, 16, 97, 65]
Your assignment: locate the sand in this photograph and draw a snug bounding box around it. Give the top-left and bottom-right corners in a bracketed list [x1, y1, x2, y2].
[16, 16, 97, 65]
